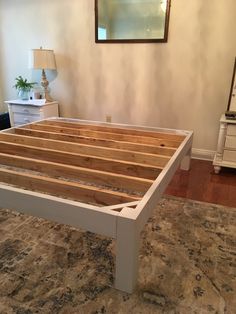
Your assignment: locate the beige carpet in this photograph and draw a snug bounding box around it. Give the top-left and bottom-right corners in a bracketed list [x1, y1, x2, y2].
[0, 195, 235, 314]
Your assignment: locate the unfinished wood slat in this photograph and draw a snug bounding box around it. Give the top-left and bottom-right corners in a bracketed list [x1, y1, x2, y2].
[0, 153, 152, 193]
[0, 167, 140, 206]
[0, 132, 169, 167]
[26, 123, 181, 148]
[14, 128, 176, 156]
[0, 141, 161, 180]
[40, 119, 185, 141]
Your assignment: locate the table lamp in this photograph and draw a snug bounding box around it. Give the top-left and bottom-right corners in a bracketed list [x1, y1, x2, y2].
[29, 47, 56, 102]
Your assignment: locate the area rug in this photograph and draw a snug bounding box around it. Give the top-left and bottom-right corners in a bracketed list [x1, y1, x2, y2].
[0, 195, 235, 314]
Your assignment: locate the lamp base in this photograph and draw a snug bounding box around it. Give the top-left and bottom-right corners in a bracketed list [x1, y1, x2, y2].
[41, 69, 53, 102]
[44, 91, 53, 102]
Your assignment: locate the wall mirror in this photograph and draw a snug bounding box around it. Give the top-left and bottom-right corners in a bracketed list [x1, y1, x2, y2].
[227, 57, 236, 111]
[95, 0, 171, 43]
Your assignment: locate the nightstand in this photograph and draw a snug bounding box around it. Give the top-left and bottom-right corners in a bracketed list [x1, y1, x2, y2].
[213, 114, 236, 173]
[5, 99, 59, 127]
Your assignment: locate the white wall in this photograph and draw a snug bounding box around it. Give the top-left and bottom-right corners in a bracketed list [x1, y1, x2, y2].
[0, 0, 235, 154]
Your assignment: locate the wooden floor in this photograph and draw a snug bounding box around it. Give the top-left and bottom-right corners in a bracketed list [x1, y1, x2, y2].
[166, 159, 236, 208]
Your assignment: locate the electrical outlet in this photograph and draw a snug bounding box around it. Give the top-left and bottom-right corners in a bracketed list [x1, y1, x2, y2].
[106, 115, 112, 123]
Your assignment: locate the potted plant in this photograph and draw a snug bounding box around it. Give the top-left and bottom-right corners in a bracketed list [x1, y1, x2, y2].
[13, 76, 36, 100]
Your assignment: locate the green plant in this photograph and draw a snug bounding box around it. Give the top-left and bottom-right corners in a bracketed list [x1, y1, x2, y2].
[13, 76, 36, 92]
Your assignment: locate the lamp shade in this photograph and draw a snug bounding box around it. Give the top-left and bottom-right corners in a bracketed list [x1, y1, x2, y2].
[29, 48, 56, 70]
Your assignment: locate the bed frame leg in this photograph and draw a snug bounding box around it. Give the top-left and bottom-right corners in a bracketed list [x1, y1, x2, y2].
[180, 148, 191, 171]
[115, 208, 140, 293]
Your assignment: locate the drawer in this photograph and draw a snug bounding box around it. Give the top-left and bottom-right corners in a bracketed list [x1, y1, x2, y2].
[223, 150, 236, 162]
[227, 124, 236, 136]
[13, 113, 41, 125]
[11, 105, 41, 115]
[225, 136, 236, 149]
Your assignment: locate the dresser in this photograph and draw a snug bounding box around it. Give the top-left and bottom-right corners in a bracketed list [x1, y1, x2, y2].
[5, 99, 59, 127]
[213, 114, 236, 173]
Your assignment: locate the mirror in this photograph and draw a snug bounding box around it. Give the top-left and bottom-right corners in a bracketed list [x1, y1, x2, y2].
[95, 0, 171, 43]
[227, 57, 236, 111]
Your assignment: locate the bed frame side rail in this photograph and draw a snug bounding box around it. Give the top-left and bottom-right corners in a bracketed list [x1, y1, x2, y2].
[114, 130, 193, 293]
[0, 184, 119, 238]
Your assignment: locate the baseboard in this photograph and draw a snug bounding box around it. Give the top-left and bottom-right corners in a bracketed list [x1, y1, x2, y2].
[191, 148, 215, 161]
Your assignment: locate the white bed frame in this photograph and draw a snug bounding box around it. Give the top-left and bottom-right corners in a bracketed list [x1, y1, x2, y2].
[0, 118, 193, 293]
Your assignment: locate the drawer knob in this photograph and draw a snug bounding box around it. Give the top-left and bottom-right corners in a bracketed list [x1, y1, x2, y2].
[23, 109, 29, 113]
[24, 118, 30, 122]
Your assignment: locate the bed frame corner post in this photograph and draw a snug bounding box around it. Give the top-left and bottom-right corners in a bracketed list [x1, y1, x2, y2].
[115, 208, 140, 293]
[180, 147, 191, 171]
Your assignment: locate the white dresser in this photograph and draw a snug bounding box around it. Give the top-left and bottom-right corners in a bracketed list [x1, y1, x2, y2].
[5, 99, 59, 127]
[213, 114, 236, 173]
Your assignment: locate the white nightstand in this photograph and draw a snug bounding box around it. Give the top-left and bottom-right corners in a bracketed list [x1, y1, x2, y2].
[213, 114, 236, 173]
[5, 99, 59, 127]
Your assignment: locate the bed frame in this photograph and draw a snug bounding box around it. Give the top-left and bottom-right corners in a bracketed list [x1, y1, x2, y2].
[0, 118, 193, 293]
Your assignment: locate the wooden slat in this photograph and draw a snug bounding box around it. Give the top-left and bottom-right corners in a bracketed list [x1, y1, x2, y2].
[0, 141, 161, 180]
[14, 128, 176, 156]
[39, 119, 185, 141]
[25, 123, 181, 148]
[0, 152, 152, 193]
[0, 133, 169, 167]
[0, 167, 140, 206]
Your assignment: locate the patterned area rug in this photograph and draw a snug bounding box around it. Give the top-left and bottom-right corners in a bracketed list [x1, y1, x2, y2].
[0, 195, 235, 314]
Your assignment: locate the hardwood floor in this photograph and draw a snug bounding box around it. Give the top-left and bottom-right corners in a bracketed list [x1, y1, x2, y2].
[166, 159, 236, 208]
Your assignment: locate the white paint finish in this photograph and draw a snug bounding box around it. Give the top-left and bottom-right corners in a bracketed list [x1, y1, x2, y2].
[227, 124, 236, 136]
[13, 114, 40, 125]
[115, 207, 140, 293]
[39, 103, 59, 119]
[225, 136, 236, 149]
[0, 1, 236, 151]
[4, 99, 48, 106]
[213, 115, 236, 173]
[215, 121, 227, 159]
[126, 131, 192, 223]
[101, 201, 140, 212]
[6, 100, 59, 127]
[180, 148, 191, 171]
[223, 150, 236, 162]
[213, 159, 236, 172]
[10, 105, 43, 115]
[114, 125, 189, 292]
[0, 184, 118, 238]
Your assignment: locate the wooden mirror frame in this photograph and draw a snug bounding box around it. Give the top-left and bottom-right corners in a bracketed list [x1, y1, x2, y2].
[227, 57, 236, 111]
[95, 0, 171, 43]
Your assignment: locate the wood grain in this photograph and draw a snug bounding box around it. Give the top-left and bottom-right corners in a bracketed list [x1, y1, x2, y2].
[25, 123, 181, 148]
[0, 167, 140, 206]
[15, 128, 176, 156]
[0, 132, 170, 167]
[0, 152, 152, 193]
[0, 141, 161, 180]
[39, 119, 185, 141]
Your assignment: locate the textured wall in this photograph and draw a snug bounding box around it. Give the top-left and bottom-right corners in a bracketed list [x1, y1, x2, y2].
[0, 0, 236, 153]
